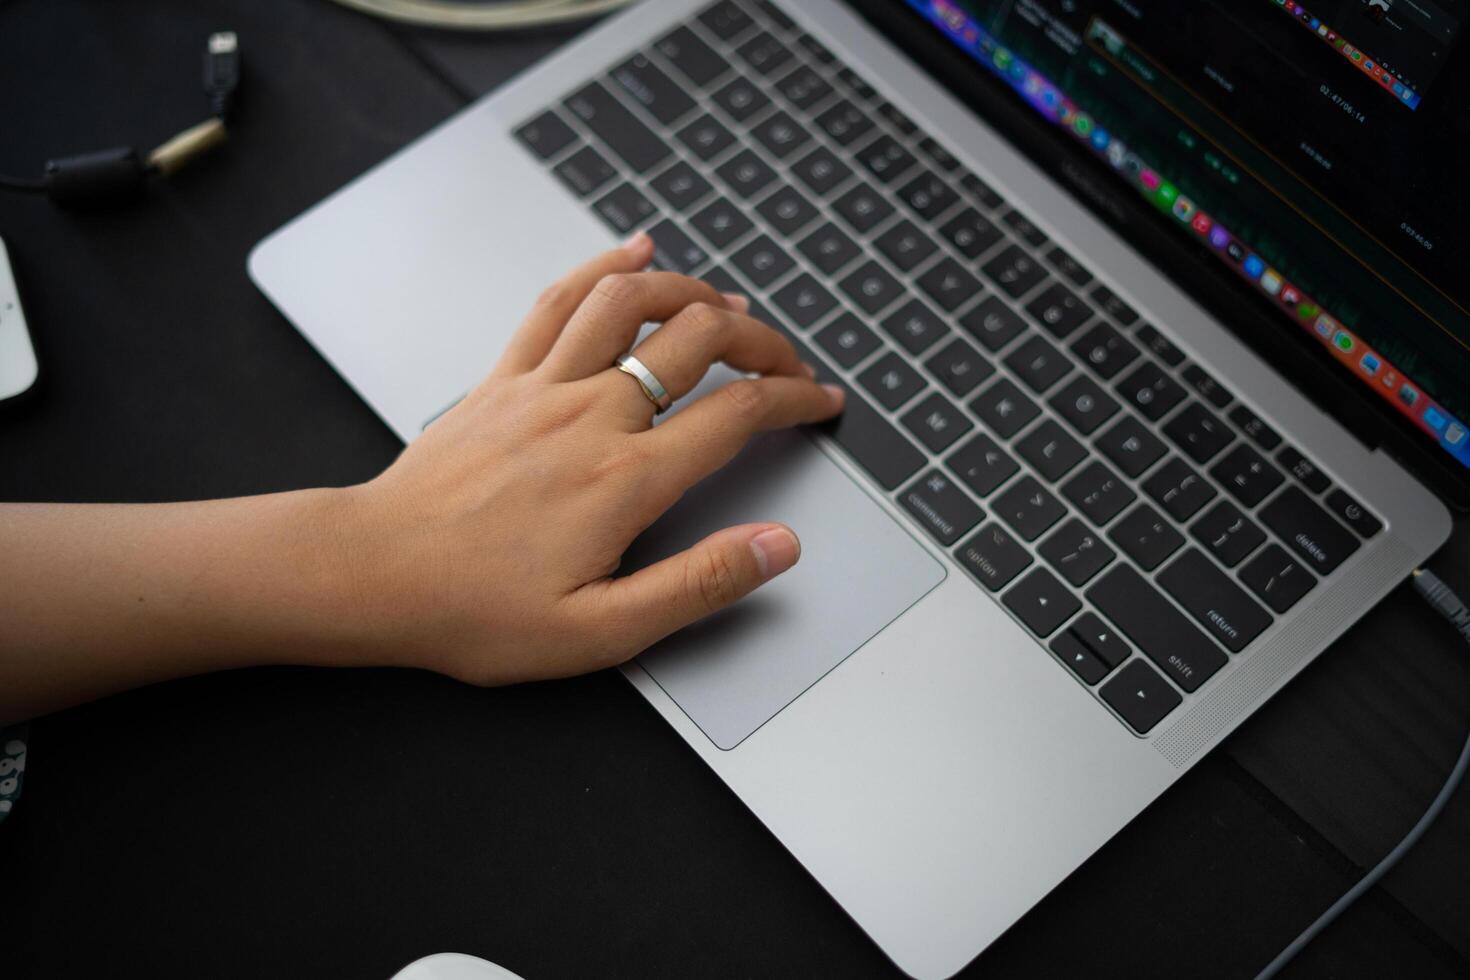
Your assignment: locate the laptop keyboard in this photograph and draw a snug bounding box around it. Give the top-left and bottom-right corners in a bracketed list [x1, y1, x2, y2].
[513, 0, 1383, 736]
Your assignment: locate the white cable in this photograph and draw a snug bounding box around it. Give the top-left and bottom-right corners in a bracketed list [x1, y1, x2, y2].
[324, 0, 634, 31]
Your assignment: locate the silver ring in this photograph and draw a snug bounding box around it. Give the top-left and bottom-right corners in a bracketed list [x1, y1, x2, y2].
[615, 353, 673, 414]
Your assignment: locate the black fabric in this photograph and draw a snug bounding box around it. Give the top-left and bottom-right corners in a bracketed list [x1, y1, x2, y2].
[1, 2, 1468, 977]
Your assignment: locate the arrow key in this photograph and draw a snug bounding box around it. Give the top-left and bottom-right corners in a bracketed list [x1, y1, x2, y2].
[1101, 659, 1182, 734]
[1003, 567, 1080, 637]
[1069, 611, 1131, 667]
[1050, 630, 1110, 685]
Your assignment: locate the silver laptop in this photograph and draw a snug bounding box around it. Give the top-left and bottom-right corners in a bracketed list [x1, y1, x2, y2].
[248, 1, 1466, 975]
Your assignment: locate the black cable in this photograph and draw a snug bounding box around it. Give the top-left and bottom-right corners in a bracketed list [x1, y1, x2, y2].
[1256, 567, 1470, 980]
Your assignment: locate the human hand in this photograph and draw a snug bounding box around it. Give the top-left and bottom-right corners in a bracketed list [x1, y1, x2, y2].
[338, 232, 845, 685]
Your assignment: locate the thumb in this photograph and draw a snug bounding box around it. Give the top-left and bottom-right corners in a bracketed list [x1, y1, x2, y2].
[585, 523, 802, 661]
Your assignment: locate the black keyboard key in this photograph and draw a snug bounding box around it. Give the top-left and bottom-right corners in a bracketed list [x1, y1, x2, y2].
[1143, 457, 1216, 521]
[1228, 404, 1283, 451]
[774, 65, 834, 111]
[999, 208, 1049, 249]
[731, 234, 794, 288]
[902, 391, 973, 453]
[897, 171, 958, 221]
[959, 297, 1026, 352]
[1182, 363, 1232, 409]
[791, 147, 852, 197]
[756, 184, 819, 237]
[648, 219, 709, 274]
[793, 32, 837, 65]
[839, 261, 905, 315]
[1049, 375, 1120, 436]
[1325, 489, 1381, 538]
[874, 220, 938, 272]
[1039, 518, 1116, 587]
[1260, 486, 1359, 575]
[690, 197, 754, 250]
[993, 476, 1066, 541]
[514, 110, 576, 160]
[832, 183, 894, 233]
[1071, 610, 1132, 667]
[836, 66, 879, 102]
[735, 31, 794, 77]
[982, 244, 1048, 299]
[940, 208, 1004, 259]
[947, 433, 1019, 497]
[716, 149, 779, 199]
[1114, 360, 1186, 421]
[592, 182, 657, 234]
[925, 338, 993, 397]
[1090, 284, 1139, 326]
[553, 144, 617, 196]
[798, 222, 862, 276]
[1277, 446, 1331, 493]
[1096, 416, 1167, 478]
[856, 134, 918, 184]
[712, 76, 771, 122]
[1088, 566, 1226, 694]
[1108, 503, 1184, 571]
[900, 470, 984, 546]
[960, 171, 1004, 209]
[1004, 335, 1072, 393]
[971, 377, 1040, 439]
[1051, 631, 1111, 685]
[1240, 544, 1316, 614]
[1136, 323, 1185, 367]
[917, 258, 983, 313]
[1062, 461, 1136, 526]
[1017, 419, 1087, 482]
[1071, 322, 1141, 381]
[1043, 244, 1092, 288]
[649, 161, 713, 213]
[754, 0, 796, 32]
[771, 273, 837, 329]
[1210, 444, 1283, 508]
[655, 26, 730, 88]
[700, 265, 741, 297]
[918, 136, 961, 173]
[880, 298, 949, 355]
[814, 313, 881, 369]
[1025, 281, 1092, 339]
[1101, 659, 1183, 734]
[698, 1, 756, 40]
[751, 110, 811, 160]
[815, 100, 875, 146]
[821, 389, 924, 490]
[875, 101, 919, 136]
[1191, 500, 1266, 568]
[1004, 568, 1081, 637]
[611, 54, 697, 125]
[1164, 402, 1234, 464]
[859, 351, 926, 410]
[955, 522, 1032, 591]
[676, 113, 737, 161]
[1159, 549, 1272, 654]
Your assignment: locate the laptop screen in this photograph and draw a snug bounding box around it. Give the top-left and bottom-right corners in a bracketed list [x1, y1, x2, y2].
[900, 0, 1470, 475]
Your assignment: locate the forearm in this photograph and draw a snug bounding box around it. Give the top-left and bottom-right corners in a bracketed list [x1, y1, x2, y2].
[0, 489, 377, 724]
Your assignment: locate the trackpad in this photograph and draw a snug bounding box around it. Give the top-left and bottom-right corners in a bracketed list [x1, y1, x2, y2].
[626, 430, 945, 750]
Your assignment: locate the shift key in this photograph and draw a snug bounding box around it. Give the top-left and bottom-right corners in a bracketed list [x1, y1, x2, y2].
[1086, 565, 1227, 693]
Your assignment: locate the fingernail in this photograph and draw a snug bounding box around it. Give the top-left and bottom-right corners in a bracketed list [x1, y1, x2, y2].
[803, 362, 817, 379]
[621, 230, 651, 254]
[750, 526, 801, 580]
[722, 292, 750, 313]
[822, 383, 846, 407]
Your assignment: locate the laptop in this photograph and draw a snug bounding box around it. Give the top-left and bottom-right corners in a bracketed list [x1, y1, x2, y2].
[248, 1, 1468, 975]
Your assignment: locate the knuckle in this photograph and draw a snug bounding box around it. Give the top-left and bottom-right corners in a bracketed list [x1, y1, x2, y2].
[687, 547, 742, 613]
[721, 378, 768, 418]
[590, 272, 643, 310]
[681, 301, 727, 337]
[534, 278, 572, 311]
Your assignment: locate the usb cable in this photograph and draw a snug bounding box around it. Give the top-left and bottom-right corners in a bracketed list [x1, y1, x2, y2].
[1257, 567, 1470, 979]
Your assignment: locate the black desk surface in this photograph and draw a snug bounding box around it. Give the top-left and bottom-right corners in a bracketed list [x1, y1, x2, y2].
[1, 2, 1467, 977]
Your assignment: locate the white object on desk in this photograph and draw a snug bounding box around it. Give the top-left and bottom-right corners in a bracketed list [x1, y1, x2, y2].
[0, 235, 38, 402]
[390, 952, 526, 980]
